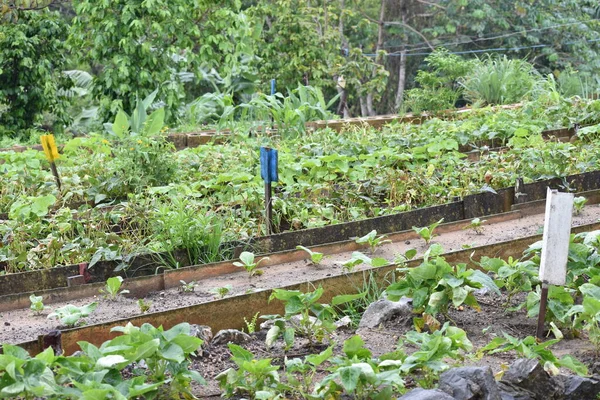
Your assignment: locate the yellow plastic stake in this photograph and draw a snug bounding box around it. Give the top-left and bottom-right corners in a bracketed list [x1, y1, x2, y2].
[40, 134, 60, 162]
[40, 134, 62, 190]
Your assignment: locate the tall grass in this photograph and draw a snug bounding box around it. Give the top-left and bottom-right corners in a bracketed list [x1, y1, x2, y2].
[459, 55, 542, 106]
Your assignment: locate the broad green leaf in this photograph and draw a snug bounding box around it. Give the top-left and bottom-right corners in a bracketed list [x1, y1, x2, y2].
[332, 291, 367, 306]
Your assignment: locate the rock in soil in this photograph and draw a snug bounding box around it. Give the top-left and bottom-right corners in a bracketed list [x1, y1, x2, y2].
[497, 381, 538, 400]
[212, 329, 251, 346]
[501, 359, 563, 400]
[358, 297, 412, 329]
[190, 324, 213, 345]
[398, 388, 455, 400]
[559, 375, 600, 400]
[438, 366, 501, 400]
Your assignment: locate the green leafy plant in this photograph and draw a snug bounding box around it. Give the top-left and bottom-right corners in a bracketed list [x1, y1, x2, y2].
[342, 251, 389, 272]
[573, 196, 588, 215]
[463, 218, 487, 235]
[233, 251, 269, 277]
[314, 335, 405, 399]
[479, 256, 540, 304]
[29, 294, 47, 316]
[296, 245, 324, 265]
[210, 285, 233, 299]
[567, 283, 600, 349]
[479, 332, 587, 376]
[47, 302, 98, 327]
[386, 247, 499, 330]
[179, 280, 197, 293]
[412, 219, 444, 245]
[216, 344, 282, 399]
[264, 287, 337, 350]
[137, 298, 151, 314]
[285, 346, 334, 398]
[99, 276, 130, 300]
[355, 230, 392, 254]
[394, 249, 418, 266]
[244, 312, 260, 334]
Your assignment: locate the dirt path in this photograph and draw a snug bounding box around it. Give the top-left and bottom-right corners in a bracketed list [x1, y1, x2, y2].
[2, 205, 599, 345]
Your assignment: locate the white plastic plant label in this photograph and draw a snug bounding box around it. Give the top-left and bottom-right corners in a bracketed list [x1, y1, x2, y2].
[539, 188, 574, 286]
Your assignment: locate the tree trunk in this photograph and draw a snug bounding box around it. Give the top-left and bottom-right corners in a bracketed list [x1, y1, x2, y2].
[395, 47, 407, 111]
[366, 0, 386, 116]
[360, 96, 368, 117]
[337, 0, 350, 118]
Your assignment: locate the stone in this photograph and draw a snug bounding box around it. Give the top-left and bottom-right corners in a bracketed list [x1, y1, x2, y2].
[560, 375, 600, 400]
[397, 388, 455, 400]
[497, 381, 536, 400]
[439, 366, 501, 400]
[212, 329, 251, 345]
[358, 297, 412, 329]
[190, 324, 213, 345]
[501, 359, 563, 400]
[335, 316, 353, 329]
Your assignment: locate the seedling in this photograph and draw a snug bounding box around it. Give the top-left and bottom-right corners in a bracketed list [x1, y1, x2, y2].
[137, 298, 151, 313]
[394, 248, 417, 266]
[463, 217, 486, 235]
[296, 245, 324, 265]
[179, 280, 197, 293]
[355, 230, 391, 254]
[99, 276, 130, 300]
[412, 218, 444, 244]
[210, 285, 232, 299]
[342, 251, 388, 272]
[244, 312, 260, 334]
[573, 196, 588, 215]
[29, 294, 47, 316]
[48, 302, 98, 327]
[233, 251, 269, 277]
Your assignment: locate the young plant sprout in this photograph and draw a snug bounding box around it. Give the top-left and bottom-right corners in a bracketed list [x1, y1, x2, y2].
[412, 218, 444, 244]
[179, 280, 197, 293]
[573, 196, 588, 215]
[99, 276, 130, 300]
[342, 251, 388, 272]
[296, 245, 324, 265]
[464, 217, 487, 235]
[137, 298, 151, 313]
[29, 294, 47, 316]
[354, 230, 391, 254]
[210, 285, 233, 299]
[233, 251, 269, 277]
[48, 302, 98, 327]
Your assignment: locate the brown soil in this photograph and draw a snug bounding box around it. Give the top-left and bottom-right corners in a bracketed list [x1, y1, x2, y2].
[1, 205, 599, 347]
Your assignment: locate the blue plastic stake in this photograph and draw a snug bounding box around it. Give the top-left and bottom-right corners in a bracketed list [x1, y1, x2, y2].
[260, 147, 278, 235]
[270, 79, 276, 95]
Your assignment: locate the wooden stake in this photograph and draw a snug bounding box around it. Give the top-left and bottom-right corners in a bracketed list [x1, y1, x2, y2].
[265, 182, 272, 236]
[536, 284, 549, 339]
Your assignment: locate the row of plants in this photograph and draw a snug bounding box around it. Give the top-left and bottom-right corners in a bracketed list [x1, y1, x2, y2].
[1, 93, 600, 274]
[4, 229, 600, 399]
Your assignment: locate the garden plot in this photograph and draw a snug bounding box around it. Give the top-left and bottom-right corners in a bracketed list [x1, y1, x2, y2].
[2, 203, 599, 348]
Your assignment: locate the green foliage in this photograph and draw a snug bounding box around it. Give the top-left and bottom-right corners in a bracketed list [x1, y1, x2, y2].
[573, 196, 588, 215]
[355, 230, 391, 254]
[314, 335, 404, 399]
[342, 251, 389, 272]
[265, 287, 337, 350]
[210, 285, 233, 299]
[70, 0, 244, 122]
[404, 49, 474, 113]
[29, 294, 46, 316]
[460, 56, 542, 106]
[567, 283, 600, 349]
[0, 10, 70, 132]
[479, 256, 539, 303]
[479, 332, 588, 376]
[296, 245, 324, 265]
[463, 218, 486, 235]
[47, 302, 98, 327]
[244, 312, 261, 335]
[234, 251, 269, 277]
[386, 246, 499, 328]
[179, 280, 197, 293]
[216, 344, 282, 399]
[99, 276, 130, 300]
[412, 218, 444, 245]
[137, 298, 151, 314]
[8, 194, 56, 222]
